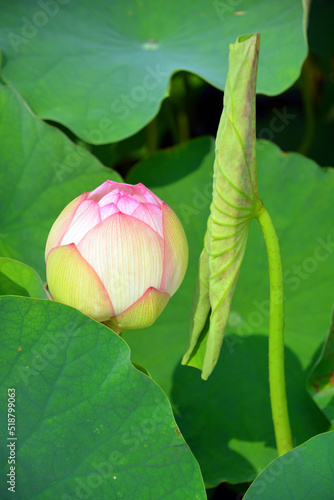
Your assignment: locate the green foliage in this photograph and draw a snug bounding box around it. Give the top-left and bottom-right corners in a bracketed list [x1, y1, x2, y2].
[243, 432, 334, 500]
[0, 258, 47, 298]
[0, 0, 306, 143]
[124, 138, 334, 484]
[0, 86, 121, 279]
[0, 0, 333, 498]
[0, 297, 206, 499]
[183, 34, 260, 380]
[308, 310, 334, 425]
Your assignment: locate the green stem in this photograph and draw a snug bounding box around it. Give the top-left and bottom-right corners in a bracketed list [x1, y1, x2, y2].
[255, 199, 293, 456]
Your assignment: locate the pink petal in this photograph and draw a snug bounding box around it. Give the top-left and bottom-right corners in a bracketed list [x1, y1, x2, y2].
[116, 192, 140, 215]
[129, 189, 146, 203]
[46, 243, 114, 321]
[88, 180, 119, 202]
[137, 183, 162, 207]
[160, 202, 188, 296]
[89, 181, 141, 202]
[88, 180, 162, 209]
[77, 213, 163, 315]
[61, 200, 101, 246]
[100, 203, 119, 221]
[132, 203, 163, 237]
[45, 193, 87, 259]
[98, 190, 120, 207]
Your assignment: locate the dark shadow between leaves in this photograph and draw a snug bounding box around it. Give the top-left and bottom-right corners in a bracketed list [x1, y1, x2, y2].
[0, 271, 29, 297]
[170, 333, 329, 487]
[126, 136, 214, 188]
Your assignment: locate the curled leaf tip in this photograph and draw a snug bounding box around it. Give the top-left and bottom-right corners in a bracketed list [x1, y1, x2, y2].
[183, 34, 261, 379]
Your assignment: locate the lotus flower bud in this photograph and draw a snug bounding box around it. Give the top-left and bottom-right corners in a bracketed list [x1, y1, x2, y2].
[45, 181, 188, 331]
